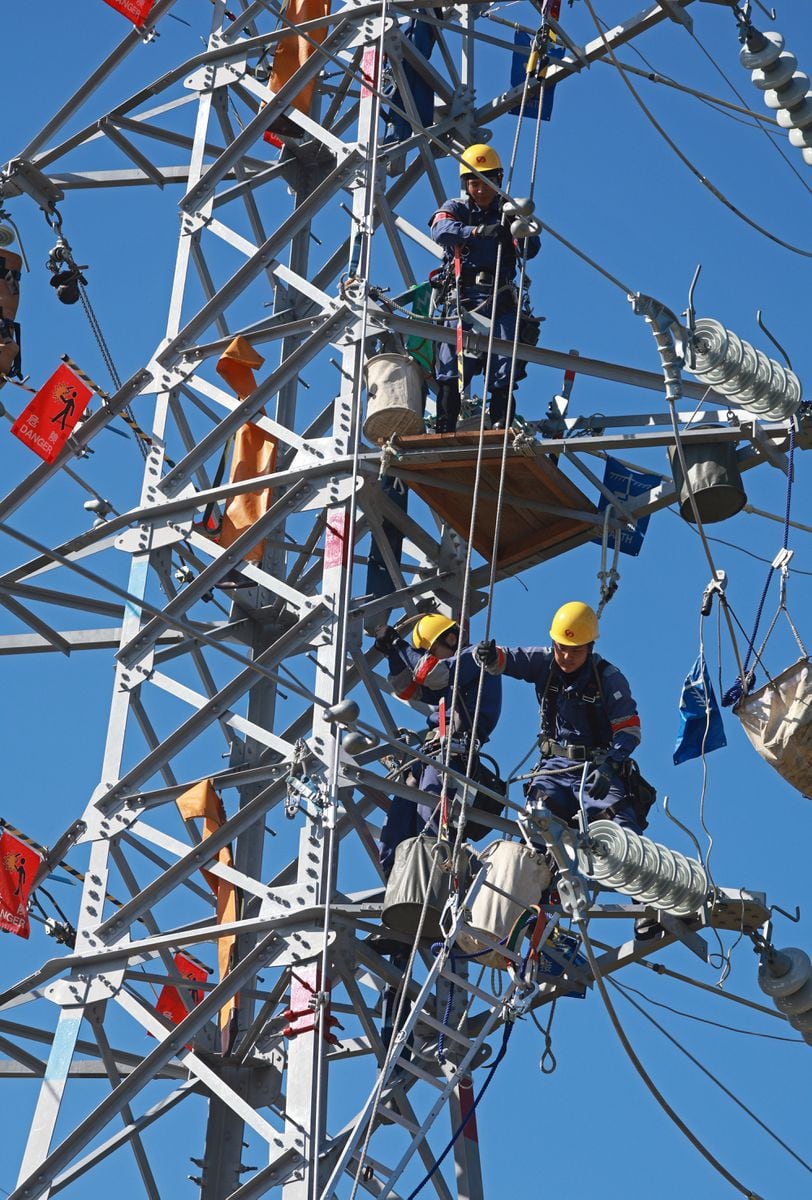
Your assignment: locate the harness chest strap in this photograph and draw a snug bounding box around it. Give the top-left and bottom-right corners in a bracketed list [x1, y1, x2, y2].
[398, 652, 441, 701]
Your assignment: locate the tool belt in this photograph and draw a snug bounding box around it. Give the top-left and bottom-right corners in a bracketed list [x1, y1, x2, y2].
[537, 738, 597, 762]
[459, 269, 515, 288]
[422, 731, 474, 759]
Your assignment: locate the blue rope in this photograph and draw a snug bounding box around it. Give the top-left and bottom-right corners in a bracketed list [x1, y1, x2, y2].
[722, 421, 796, 708]
[436, 954, 456, 1065]
[404, 1020, 515, 1200]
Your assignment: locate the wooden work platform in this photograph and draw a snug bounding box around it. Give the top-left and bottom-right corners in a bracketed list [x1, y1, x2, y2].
[391, 430, 599, 575]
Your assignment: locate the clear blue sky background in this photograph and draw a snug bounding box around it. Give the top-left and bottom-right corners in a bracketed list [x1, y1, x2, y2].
[1, 2, 811, 1198]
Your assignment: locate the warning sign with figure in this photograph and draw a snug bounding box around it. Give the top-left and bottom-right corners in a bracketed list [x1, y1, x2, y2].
[10, 364, 92, 463]
[0, 830, 41, 939]
[102, 0, 155, 26]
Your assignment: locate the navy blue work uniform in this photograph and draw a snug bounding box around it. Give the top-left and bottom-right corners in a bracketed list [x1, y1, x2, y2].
[431, 195, 540, 418]
[379, 641, 502, 875]
[492, 646, 642, 831]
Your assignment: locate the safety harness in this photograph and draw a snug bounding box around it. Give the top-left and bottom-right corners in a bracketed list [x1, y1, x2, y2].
[535, 654, 655, 828]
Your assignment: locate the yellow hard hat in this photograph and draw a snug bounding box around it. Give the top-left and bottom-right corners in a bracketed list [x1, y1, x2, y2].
[460, 144, 502, 179]
[549, 601, 599, 647]
[412, 613, 457, 651]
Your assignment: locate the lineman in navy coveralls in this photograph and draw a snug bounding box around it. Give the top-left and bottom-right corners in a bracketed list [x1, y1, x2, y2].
[431, 144, 540, 433]
[375, 614, 502, 875]
[476, 601, 643, 831]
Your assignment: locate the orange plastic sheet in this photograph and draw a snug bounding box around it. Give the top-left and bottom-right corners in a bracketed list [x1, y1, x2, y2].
[266, 0, 332, 134]
[176, 780, 240, 1053]
[216, 337, 277, 564]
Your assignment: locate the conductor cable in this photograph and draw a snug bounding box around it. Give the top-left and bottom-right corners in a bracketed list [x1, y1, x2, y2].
[583, 0, 812, 260]
[575, 917, 766, 1198]
[609, 976, 812, 1174]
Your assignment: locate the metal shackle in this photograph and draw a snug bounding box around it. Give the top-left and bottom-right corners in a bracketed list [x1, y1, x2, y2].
[579, 821, 708, 917]
[688, 318, 802, 420]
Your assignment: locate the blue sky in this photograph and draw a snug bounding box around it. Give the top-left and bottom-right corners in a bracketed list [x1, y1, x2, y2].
[1, 2, 812, 1197]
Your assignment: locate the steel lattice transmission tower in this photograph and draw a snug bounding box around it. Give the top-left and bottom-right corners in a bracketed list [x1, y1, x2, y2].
[0, 1, 798, 1198]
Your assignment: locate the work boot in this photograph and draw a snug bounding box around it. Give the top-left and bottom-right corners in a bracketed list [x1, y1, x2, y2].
[489, 388, 515, 429]
[435, 381, 461, 434]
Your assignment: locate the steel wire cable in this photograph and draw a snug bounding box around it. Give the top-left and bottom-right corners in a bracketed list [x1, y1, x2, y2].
[312, 9, 404, 1192]
[78, 282, 149, 462]
[593, 4, 812, 194]
[446, 7, 551, 867]
[609, 976, 812, 1175]
[660, 373, 748, 690]
[261, 0, 638, 304]
[686, 23, 812, 200]
[615, 977, 804, 1044]
[664, 504, 812, 576]
[739, 424, 798, 675]
[583, 0, 812, 260]
[575, 917, 765, 1199]
[604, 57, 779, 132]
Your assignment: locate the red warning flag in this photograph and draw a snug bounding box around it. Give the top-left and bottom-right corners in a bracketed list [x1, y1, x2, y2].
[156, 953, 209, 1026]
[102, 0, 155, 26]
[0, 830, 41, 940]
[10, 364, 92, 463]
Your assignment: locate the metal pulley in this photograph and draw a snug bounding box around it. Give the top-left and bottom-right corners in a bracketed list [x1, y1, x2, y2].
[740, 27, 812, 165]
[503, 197, 540, 240]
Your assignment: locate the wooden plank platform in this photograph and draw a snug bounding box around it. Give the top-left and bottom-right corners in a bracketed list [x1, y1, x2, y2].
[390, 431, 600, 575]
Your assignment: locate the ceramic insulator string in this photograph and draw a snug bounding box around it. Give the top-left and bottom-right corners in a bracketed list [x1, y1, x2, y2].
[688, 318, 802, 420]
[741, 29, 812, 166]
[758, 947, 812, 1045]
[580, 820, 708, 917]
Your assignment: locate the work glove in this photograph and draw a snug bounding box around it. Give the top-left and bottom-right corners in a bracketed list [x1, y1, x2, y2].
[475, 223, 513, 250]
[474, 639, 499, 669]
[584, 756, 614, 802]
[373, 625, 403, 655]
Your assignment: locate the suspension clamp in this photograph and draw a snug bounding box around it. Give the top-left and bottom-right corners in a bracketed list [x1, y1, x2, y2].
[700, 568, 727, 616]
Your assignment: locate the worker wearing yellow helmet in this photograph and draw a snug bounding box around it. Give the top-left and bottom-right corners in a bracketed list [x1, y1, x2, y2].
[372, 616, 503, 876]
[429, 143, 541, 434]
[475, 602, 650, 837]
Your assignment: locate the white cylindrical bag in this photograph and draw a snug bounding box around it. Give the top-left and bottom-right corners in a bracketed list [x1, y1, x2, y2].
[456, 840, 551, 968]
[363, 353, 424, 443]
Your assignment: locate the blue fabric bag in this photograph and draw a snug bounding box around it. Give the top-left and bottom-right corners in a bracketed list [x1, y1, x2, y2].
[674, 655, 727, 765]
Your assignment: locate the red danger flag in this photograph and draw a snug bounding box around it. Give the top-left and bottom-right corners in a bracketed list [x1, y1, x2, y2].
[10, 364, 92, 463]
[102, 0, 155, 26]
[0, 831, 41, 940]
[157, 953, 209, 1026]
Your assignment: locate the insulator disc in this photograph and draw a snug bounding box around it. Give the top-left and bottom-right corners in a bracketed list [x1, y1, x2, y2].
[636, 844, 681, 908]
[740, 30, 784, 71]
[764, 72, 811, 110]
[788, 1007, 812, 1033]
[776, 96, 812, 129]
[751, 51, 798, 90]
[758, 947, 812, 997]
[789, 124, 812, 147]
[775, 976, 812, 1016]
